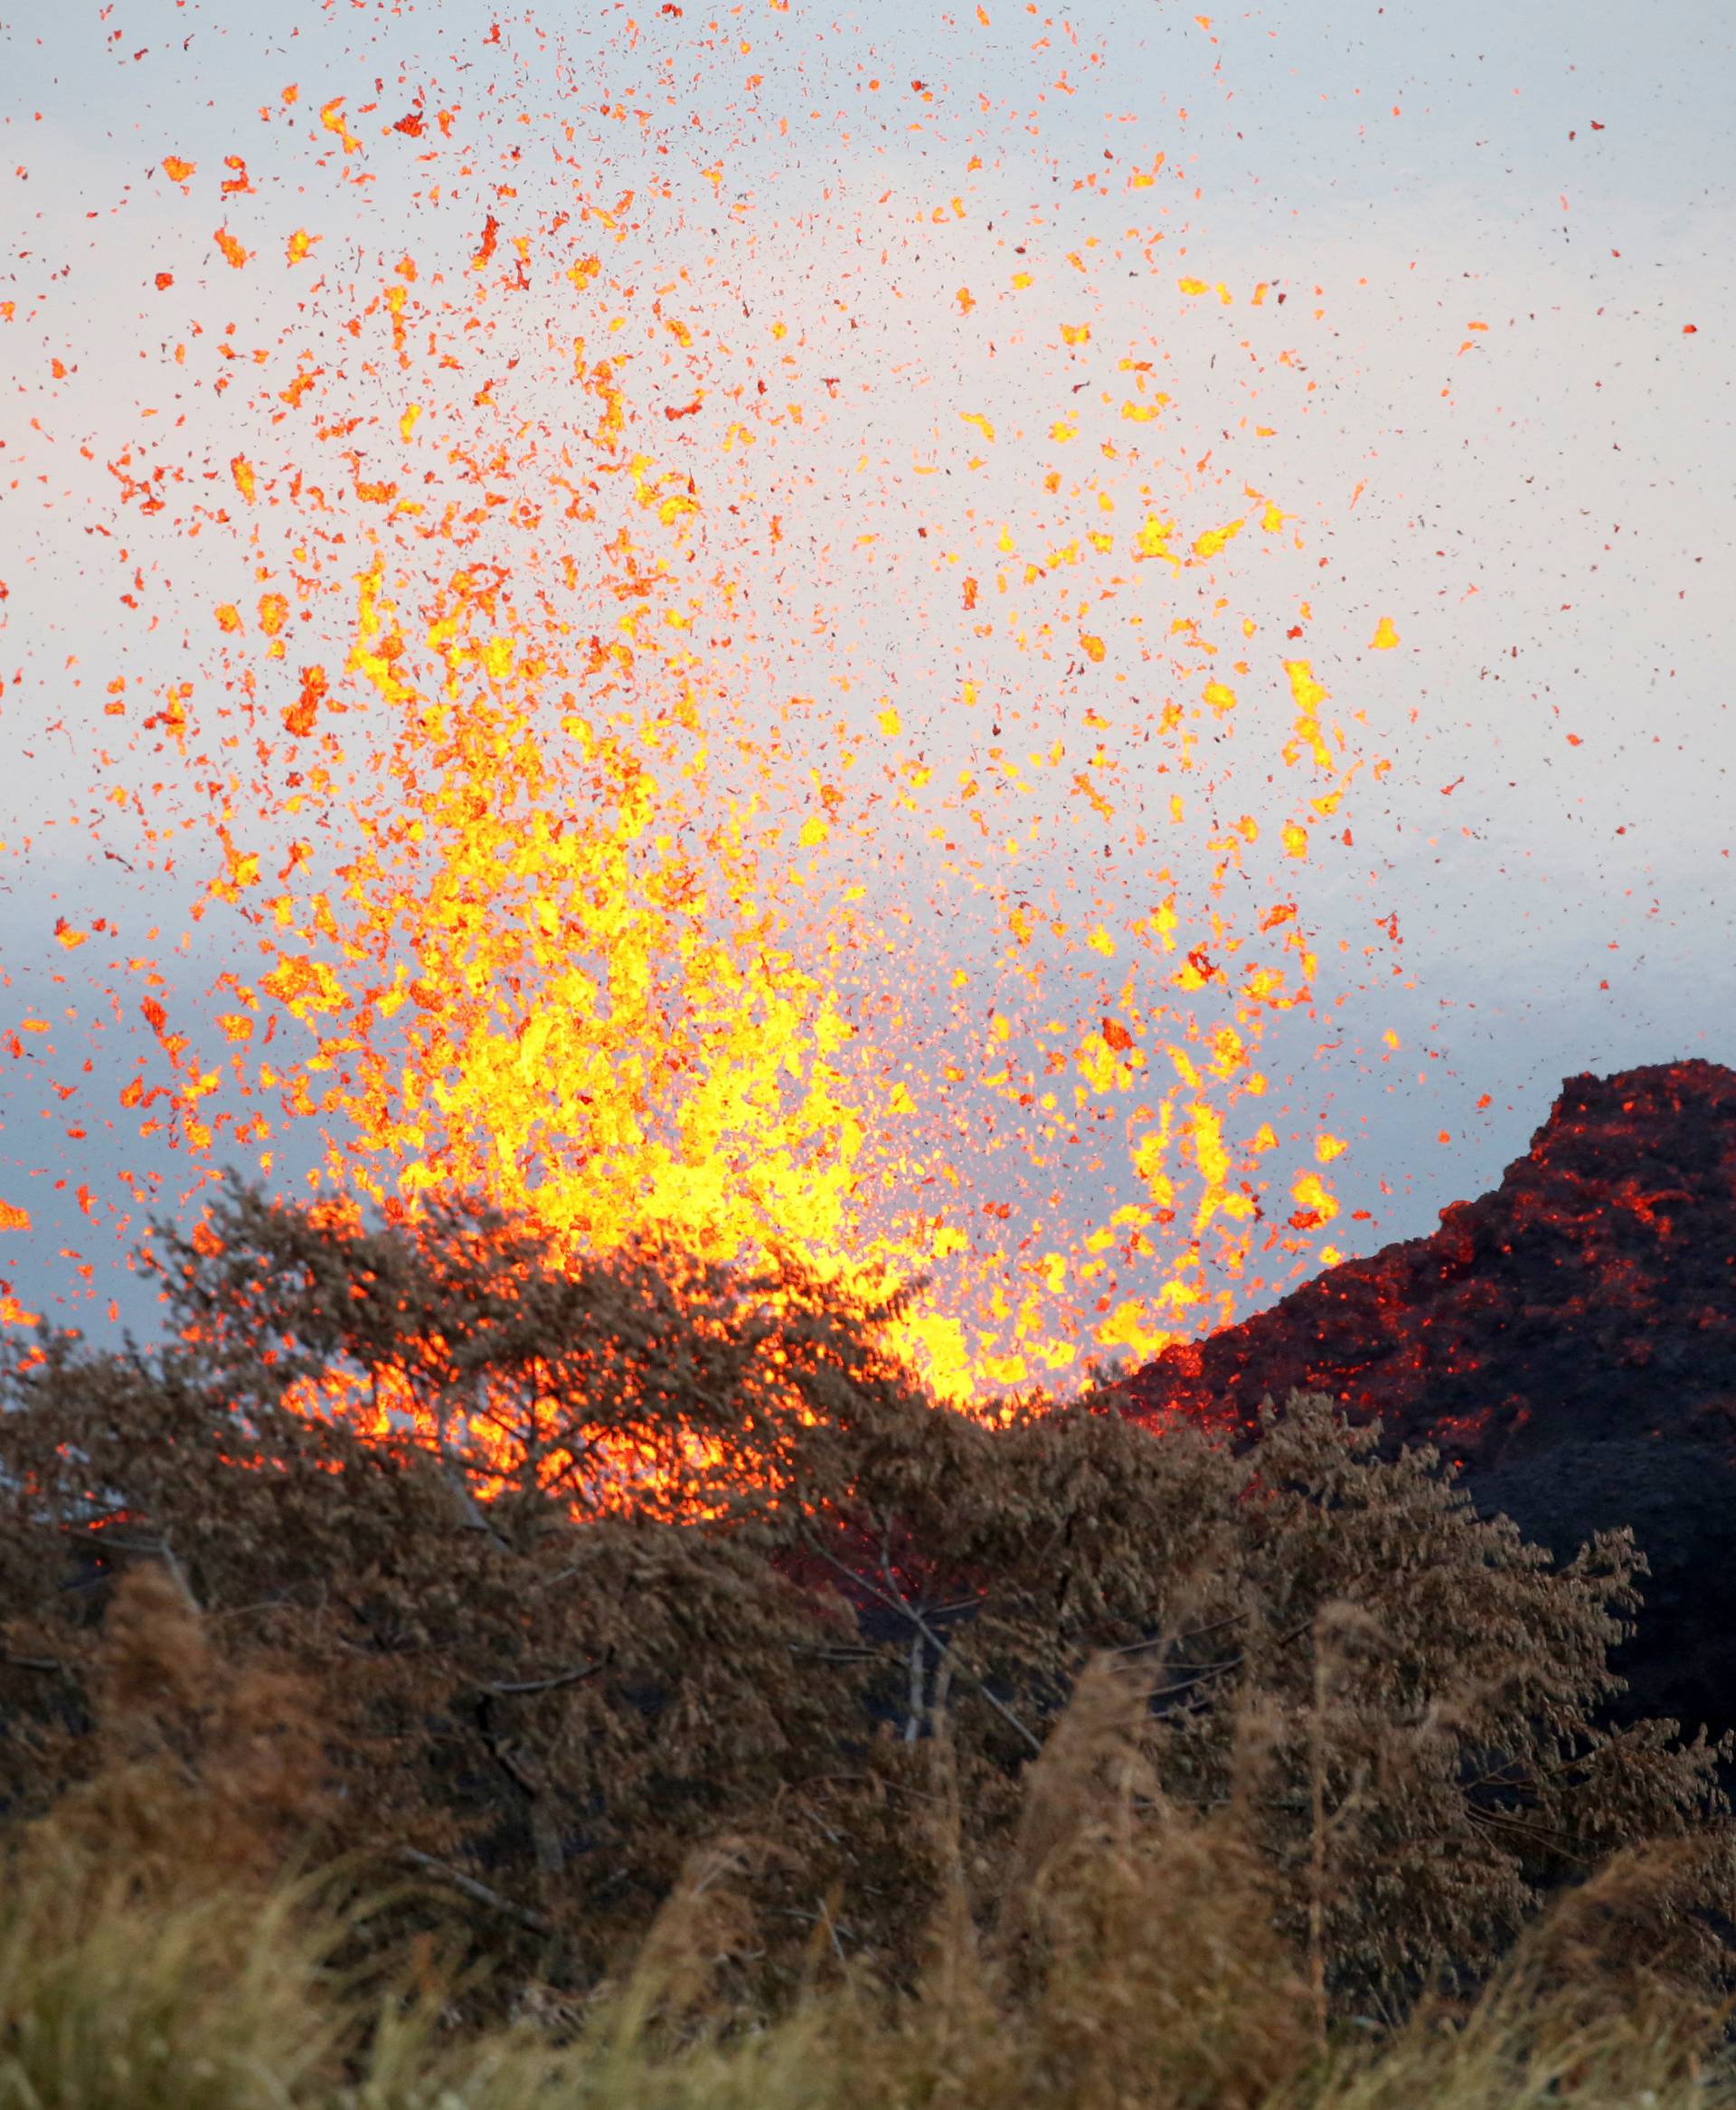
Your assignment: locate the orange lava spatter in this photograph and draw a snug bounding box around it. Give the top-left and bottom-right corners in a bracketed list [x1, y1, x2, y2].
[3, 5, 1402, 1436]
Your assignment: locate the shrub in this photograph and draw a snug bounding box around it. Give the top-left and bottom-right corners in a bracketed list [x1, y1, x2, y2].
[0, 1175, 1727, 2022]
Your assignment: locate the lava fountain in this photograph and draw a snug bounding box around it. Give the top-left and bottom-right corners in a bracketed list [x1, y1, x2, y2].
[1, 3, 1404, 1408]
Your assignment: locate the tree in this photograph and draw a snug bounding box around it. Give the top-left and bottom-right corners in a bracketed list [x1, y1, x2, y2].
[0, 1175, 1727, 2015]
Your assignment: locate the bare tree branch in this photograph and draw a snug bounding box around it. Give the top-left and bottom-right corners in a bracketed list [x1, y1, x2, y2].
[903, 1633, 925, 1745]
[479, 1663, 598, 1698]
[797, 1526, 1044, 1756]
[393, 1846, 553, 1935]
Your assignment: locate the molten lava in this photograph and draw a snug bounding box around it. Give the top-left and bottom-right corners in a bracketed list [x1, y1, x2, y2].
[2, 6, 1410, 1432]
[1117, 1060, 1736, 1473]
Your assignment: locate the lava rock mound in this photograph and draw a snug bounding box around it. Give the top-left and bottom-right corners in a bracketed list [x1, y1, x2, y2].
[1117, 1059, 1736, 1736]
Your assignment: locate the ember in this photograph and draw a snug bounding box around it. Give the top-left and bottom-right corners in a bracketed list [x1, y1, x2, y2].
[0, 5, 1403, 1403]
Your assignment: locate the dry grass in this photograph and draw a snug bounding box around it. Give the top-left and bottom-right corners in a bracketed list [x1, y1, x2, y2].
[0, 1593, 1730, 2110]
[0, 1819, 1729, 2110]
[2, 1189, 1733, 2102]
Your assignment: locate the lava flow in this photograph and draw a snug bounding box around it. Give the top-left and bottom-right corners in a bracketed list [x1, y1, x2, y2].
[1, 4, 1408, 1445]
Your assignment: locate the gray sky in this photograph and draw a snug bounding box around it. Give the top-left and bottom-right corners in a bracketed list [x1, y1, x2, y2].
[1, 0, 1731, 1383]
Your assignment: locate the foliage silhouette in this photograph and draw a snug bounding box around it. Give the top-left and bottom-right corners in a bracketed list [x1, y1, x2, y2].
[0, 1174, 1729, 2022]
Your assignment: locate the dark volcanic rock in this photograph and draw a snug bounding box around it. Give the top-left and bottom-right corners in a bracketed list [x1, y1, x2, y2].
[1117, 1060, 1736, 1737]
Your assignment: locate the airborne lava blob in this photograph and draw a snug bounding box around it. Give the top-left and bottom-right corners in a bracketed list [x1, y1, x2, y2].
[1, 4, 1404, 1404]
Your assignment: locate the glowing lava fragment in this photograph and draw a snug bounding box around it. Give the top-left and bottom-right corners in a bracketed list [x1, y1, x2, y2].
[0, 3, 1411, 1419]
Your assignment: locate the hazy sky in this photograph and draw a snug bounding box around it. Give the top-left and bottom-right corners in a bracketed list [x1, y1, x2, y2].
[2, 0, 1731, 1367]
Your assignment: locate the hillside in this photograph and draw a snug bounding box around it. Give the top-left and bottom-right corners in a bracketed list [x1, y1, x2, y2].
[1118, 1060, 1736, 1735]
